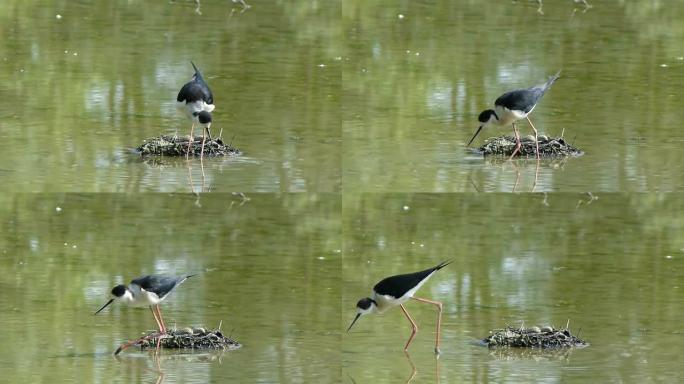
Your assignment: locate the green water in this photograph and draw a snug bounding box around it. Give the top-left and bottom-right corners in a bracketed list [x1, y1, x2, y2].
[3, 193, 682, 382]
[1, 0, 683, 383]
[343, 1, 684, 192]
[343, 193, 684, 382]
[0, 0, 341, 192]
[0, 193, 341, 382]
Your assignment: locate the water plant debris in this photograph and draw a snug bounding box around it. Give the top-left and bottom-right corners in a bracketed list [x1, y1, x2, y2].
[475, 135, 583, 158]
[482, 325, 587, 348]
[115, 327, 241, 355]
[137, 135, 241, 157]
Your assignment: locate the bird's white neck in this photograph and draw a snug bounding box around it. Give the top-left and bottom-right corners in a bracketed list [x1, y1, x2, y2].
[488, 110, 503, 126]
[119, 289, 135, 304]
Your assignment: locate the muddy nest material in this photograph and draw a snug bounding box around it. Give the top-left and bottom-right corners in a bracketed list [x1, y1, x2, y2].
[137, 135, 241, 157]
[483, 325, 587, 348]
[139, 327, 241, 351]
[477, 135, 583, 158]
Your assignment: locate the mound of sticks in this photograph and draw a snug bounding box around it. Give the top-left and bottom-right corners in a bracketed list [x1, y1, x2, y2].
[115, 327, 241, 355]
[482, 324, 587, 348]
[476, 135, 583, 158]
[137, 135, 241, 157]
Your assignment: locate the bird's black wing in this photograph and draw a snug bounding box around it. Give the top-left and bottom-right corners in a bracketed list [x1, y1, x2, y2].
[195, 79, 213, 104]
[177, 81, 213, 104]
[131, 275, 183, 298]
[495, 70, 560, 113]
[494, 88, 544, 114]
[373, 261, 451, 299]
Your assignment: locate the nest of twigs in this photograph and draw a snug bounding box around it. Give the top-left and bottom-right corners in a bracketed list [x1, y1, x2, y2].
[483, 325, 587, 348]
[476, 135, 583, 158]
[138, 327, 241, 351]
[137, 135, 241, 157]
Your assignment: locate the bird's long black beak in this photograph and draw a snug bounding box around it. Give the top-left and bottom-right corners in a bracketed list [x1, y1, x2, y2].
[467, 126, 483, 147]
[94, 298, 114, 315]
[347, 313, 361, 332]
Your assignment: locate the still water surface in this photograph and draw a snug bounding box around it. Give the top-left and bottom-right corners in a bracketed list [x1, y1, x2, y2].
[0, 193, 341, 383]
[343, 193, 683, 382]
[0, 0, 340, 192]
[343, 1, 684, 192]
[1, 1, 683, 383]
[3, 1, 683, 193]
[1, 193, 681, 382]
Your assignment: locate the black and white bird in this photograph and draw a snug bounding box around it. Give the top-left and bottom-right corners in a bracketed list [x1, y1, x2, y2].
[95, 274, 196, 337]
[467, 70, 561, 160]
[347, 261, 451, 354]
[176, 62, 215, 158]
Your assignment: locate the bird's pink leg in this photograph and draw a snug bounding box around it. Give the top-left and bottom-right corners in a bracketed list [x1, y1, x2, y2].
[400, 304, 418, 352]
[509, 122, 522, 160]
[153, 305, 167, 351]
[532, 158, 540, 192]
[186, 123, 195, 159]
[200, 128, 206, 159]
[411, 297, 444, 355]
[114, 333, 159, 355]
[154, 305, 167, 333]
[403, 351, 417, 383]
[526, 116, 540, 159]
[149, 306, 165, 351]
[150, 306, 163, 333]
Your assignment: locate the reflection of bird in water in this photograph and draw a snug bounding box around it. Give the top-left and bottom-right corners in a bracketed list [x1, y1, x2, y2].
[512, 0, 544, 14]
[468, 70, 561, 160]
[513, 0, 592, 14]
[95, 274, 196, 354]
[192, 0, 250, 15]
[177, 62, 214, 159]
[347, 261, 451, 354]
[232, 0, 251, 9]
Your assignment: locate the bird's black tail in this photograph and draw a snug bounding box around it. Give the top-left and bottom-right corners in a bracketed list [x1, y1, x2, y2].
[434, 260, 453, 271]
[178, 274, 198, 285]
[190, 61, 204, 80]
[542, 69, 562, 91]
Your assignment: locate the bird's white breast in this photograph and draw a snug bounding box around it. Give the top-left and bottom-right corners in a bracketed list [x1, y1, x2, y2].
[139, 289, 162, 306]
[177, 101, 215, 119]
[126, 286, 162, 307]
[494, 105, 527, 127]
[372, 293, 410, 313]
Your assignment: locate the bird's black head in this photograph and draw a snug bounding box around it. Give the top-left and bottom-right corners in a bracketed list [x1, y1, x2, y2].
[111, 284, 127, 297]
[467, 109, 498, 147]
[347, 297, 377, 332]
[195, 110, 212, 124]
[94, 284, 127, 315]
[478, 109, 497, 123]
[356, 297, 375, 310]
